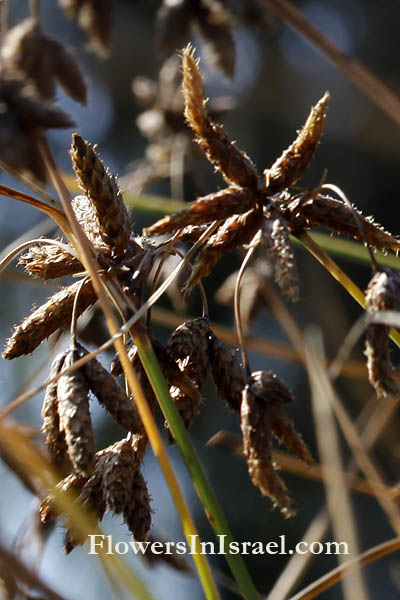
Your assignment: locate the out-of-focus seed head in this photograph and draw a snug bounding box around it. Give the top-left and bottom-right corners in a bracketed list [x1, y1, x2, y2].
[59, 0, 113, 56]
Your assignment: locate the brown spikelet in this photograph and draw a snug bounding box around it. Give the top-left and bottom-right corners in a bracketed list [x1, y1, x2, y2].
[70, 134, 130, 254]
[196, 6, 236, 79]
[0, 74, 74, 183]
[1, 18, 87, 104]
[182, 45, 258, 189]
[208, 333, 245, 412]
[41, 350, 70, 469]
[59, 0, 113, 55]
[19, 242, 82, 279]
[167, 317, 211, 389]
[256, 216, 299, 301]
[284, 194, 400, 252]
[241, 382, 293, 515]
[123, 469, 152, 542]
[102, 437, 137, 514]
[263, 93, 330, 195]
[241, 371, 312, 515]
[2, 279, 97, 359]
[57, 348, 95, 477]
[364, 268, 400, 397]
[39, 472, 86, 525]
[83, 355, 144, 434]
[183, 206, 263, 295]
[144, 187, 255, 236]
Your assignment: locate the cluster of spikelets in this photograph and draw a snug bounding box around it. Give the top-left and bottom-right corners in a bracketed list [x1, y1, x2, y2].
[3, 31, 400, 553]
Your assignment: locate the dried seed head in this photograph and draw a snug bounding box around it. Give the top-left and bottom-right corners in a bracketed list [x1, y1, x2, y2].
[83, 355, 144, 434]
[241, 371, 312, 515]
[19, 241, 81, 279]
[0, 74, 74, 183]
[123, 469, 152, 542]
[182, 45, 258, 189]
[59, 0, 113, 55]
[256, 216, 299, 301]
[102, 437, 137, 514]
[263, 93, 329, 195]
[41, 350, 70, 469]
[284, 194, 400, 252]
[144, 187, 256, 236]
[70, 134, 131, 255]
[167, 385, 203, 439]
[208, 332, 245, 412]
[241, 381, 293, 516]
[195, 3, 236, 79]
[1, 17, 86, 104]
[364, 268, 400, 397]
[2, 279, 97, 359]
[183, 206, 263, 295]
[167, 317, 211, 389]
[39, 472, 86, 525]
[57, 348, 95, 477]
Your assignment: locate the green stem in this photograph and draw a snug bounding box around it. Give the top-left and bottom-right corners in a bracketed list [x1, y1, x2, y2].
[136, 333, 260, 600]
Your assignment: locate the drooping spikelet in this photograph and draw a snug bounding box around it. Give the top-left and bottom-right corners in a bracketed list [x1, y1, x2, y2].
[19, 242, 81, 279]
[208, 333, 245, 413]
[1, 17, 87, 103]
[41, 350, 70, 470]
[167, 317, 211, 389]
[364, 268, 400, 397]
[123, 468, 152, 542]
[240, 371, 312, 516]
[254, 215, 299, 301]
[57, 348, 96, 477]
[182, 44, 258, 189]
[263, 93, 330, 196]
[59, 0, 113, 55]
[70, 134, 130, 255]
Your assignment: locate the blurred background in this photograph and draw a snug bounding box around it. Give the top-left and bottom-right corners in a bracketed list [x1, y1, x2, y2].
[1, 1, 400, 598]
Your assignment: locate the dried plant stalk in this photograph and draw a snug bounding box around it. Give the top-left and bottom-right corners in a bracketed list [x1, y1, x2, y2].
[2, 279, 97, 359]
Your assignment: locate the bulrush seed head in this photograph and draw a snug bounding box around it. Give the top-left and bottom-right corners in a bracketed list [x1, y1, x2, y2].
[240, 371, 312, 515]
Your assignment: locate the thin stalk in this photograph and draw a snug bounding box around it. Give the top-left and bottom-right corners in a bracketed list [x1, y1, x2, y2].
[289, 537, 400, 600]
[234, 246, 256, 377]
[136, 334, 261, 600]
[297, 230, 400, 348]
[264, 0, 400, 126]
[39, 140, 221, 600]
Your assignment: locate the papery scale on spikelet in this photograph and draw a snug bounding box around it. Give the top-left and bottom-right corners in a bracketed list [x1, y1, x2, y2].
[182, 45, 258, 189]
[102, 437, 138, 514]
[208, 332, 244, 413]
[2, 279, 97, 359]
[19, 242, 82, 279]
[166, 317, 210, 389]
[71, 134, 130, 255]
[263, 93, 329, 196]
[144, 186, 255, 236]
[41, 350, 70, 469]
[57, 349, 96, 477]
[183, 206, 263, 295]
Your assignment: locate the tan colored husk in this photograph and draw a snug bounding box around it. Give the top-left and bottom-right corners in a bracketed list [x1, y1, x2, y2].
[123, 468, 152, 542]
[102, 437, 138, 514]
[166, 317, 210, 389]
[19, 242, 82, 279]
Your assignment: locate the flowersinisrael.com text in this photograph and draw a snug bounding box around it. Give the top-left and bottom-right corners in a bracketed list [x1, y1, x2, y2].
[88, 535, 350, 557]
